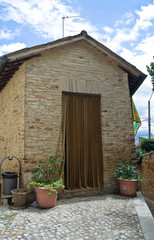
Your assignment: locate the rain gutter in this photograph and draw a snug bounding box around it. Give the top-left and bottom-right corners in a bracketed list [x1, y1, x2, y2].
[0, 56, 8, 73]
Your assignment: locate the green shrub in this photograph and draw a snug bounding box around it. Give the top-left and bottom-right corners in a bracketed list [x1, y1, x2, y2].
[114, 163, 142, 181]
[140, 138, 154, 152]
[136, 138, 154, 164]
[27, 155, 65, 194]
[136, 148, 145, 164]
[31, 155, 63, 185]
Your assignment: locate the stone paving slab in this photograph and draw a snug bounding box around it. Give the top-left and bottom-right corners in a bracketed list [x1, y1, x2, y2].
[144, 197, 154, 217]
[0, 194, 145, 240]
[133, 192, 154, 240]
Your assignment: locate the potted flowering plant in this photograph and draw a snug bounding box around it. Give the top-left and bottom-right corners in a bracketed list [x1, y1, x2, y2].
[114, 163, 142, 197]
[28, 155, 65, 208]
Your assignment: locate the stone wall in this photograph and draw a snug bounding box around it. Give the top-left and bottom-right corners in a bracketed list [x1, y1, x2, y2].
[141, 152, 154, 200]
[23, 40, 135, 191]
[0, 64, 25, 172]
[0, 64, 25, 202]
[0, 40, 136, 192]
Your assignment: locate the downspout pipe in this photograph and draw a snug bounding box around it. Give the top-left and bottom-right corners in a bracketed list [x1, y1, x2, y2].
[0, 56, 8, 73]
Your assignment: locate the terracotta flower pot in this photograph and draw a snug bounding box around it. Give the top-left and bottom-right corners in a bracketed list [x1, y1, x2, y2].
[11, 188, 28, 207]
[35, 187, 57, 208]
[118, 178, 137, 197]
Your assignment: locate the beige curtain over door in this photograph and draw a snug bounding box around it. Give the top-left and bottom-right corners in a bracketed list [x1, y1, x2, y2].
[62, 92, 103, 190]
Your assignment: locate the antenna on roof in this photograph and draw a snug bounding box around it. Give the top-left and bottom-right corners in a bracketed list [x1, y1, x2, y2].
[62, 16, 80, 38]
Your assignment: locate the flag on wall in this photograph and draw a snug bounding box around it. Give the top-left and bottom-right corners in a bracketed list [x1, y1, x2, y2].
[132, 99, 141, 136]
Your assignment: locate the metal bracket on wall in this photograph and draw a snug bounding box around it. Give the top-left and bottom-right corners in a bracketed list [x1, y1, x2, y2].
[0, 156, 21, 200]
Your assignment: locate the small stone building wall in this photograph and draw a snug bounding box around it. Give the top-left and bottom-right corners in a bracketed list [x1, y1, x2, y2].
[23, 41, 135, 191]
[141, 152, 154, 200]
[0, 40, 136, 192]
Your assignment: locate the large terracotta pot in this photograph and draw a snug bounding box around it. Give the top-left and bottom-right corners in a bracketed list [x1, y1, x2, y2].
[35, 187, 57, 208]
[118, 178, 137, 197]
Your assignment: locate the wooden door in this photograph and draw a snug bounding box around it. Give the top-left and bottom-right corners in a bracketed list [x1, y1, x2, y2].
[62, 92, 103, 190]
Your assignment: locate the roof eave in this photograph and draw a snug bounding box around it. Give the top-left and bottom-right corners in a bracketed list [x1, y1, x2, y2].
[3, 30, 145, 78]
[130, 73, 147, 96]
[0, 56, 8, 72]
[0, 30, 147, 94]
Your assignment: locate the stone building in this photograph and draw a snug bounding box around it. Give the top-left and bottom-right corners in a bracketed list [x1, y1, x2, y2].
[0, 31, 146, 194]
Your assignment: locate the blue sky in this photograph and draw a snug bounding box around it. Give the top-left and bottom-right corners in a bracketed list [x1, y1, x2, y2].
[0, 0, 154, 138]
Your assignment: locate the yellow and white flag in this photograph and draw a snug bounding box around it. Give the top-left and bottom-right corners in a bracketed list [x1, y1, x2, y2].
[132, 99, 141, 136]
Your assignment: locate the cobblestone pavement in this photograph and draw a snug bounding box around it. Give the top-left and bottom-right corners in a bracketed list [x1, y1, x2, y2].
[0, 194, 145, 240]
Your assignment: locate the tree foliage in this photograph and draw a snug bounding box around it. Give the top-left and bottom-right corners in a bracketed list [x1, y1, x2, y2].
[146, 56, 154, 91]
[136, 138, 154, 164]
[140, 138, 154, 152]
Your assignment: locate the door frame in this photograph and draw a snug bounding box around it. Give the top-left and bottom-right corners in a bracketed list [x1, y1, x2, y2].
[62, 91, 103, 190]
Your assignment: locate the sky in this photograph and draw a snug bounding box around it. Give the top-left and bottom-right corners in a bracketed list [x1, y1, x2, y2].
[0, 0, 154, 139]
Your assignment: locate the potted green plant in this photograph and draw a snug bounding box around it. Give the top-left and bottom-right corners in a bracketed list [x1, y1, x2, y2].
[28, 155, 65, 208]
[114, 163, 143, 197]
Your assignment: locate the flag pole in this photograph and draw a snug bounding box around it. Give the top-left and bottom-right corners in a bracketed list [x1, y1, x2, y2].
[148, 100, 151, 138]
[148, 91, 153, 139]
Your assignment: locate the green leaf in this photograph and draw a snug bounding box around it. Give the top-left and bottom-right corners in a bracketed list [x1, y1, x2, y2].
[28, 154, 65, 196]
[146, 57, 154, 91]
[114, 163, 142, 181]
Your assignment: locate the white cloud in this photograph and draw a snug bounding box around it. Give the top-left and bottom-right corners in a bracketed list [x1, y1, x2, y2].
[0, 27, 20, 40]
[103, 26, 113, 34]
[102, 3, 154, 54]
[120, 36, 154, 75]
[107, 27, 139, 51]
[0, 0, 98, 39]
[119, 34, 154, 135]
[136, 35, 154, 55]
[115, 12, 134, 27]
[103, 3, 154, 137]
[0, 42, 26, 56]
[135, 4, 154, 31]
